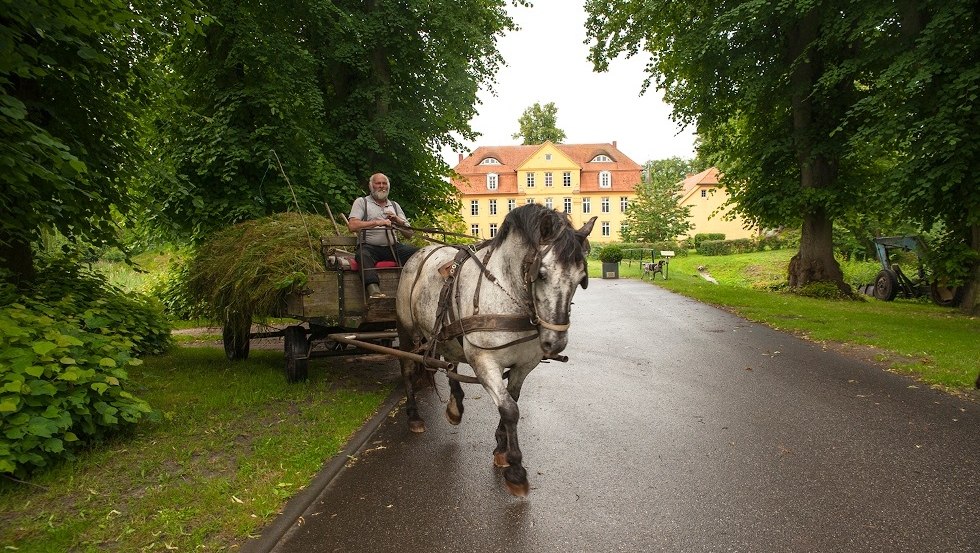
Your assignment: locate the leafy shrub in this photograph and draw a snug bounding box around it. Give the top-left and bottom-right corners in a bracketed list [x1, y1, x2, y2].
[617, 242, 688, 260]
[757, 235, 785, 251]
[694, 233, 726, 248]
[1, 261, 170, 476]
[699, 238, 756, 256]
[149, 258, 211, 321]
[598, 244, 625, 263]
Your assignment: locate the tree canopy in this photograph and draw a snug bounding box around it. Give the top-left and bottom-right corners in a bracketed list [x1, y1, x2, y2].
[622, 158, 694, 243]
[585, 0, 979, 309]
[0, 0, 193, 283]
[512, 102, 566, 145]
[143, 0, 521, 240]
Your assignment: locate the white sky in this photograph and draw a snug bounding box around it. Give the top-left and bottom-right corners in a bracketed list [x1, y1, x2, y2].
[441, 0, 697, 168]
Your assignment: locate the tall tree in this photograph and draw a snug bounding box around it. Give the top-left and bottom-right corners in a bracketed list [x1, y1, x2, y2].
[847, 0, 980, 313]
[0, 0, 193, 283]
[512, 102, 567, 145]
[145, 0, 521, 240]
[622, 158, 695, 243]
[585, 1, 881, 293]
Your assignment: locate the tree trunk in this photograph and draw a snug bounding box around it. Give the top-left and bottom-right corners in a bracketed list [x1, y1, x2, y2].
[960, 222, 980, 315]
[0, 232, 35, 287]
[786, 10, 849, 294]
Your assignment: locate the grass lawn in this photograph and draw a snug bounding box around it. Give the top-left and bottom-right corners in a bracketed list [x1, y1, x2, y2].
[0, 347, 397, 552]
[595, 249, 980, 391]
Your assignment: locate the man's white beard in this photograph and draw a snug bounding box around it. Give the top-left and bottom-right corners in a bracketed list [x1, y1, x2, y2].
[371, 188, 389, 202]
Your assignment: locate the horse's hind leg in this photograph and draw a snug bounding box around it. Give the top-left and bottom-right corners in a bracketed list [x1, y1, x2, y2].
[398, 329, 426, 433]
[445, 376, 465, 425]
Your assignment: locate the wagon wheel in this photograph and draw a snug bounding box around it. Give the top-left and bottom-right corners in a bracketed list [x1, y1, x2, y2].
[222, 315, 252, 361]
[873, 269, 899, 301]
[929, 281, 963, 307]
[283, 325, 309, 383]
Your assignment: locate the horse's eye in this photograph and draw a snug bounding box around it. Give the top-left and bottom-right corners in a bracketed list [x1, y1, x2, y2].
[538, 269, 546, 281]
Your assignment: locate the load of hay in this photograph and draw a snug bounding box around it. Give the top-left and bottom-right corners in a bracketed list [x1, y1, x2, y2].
[187, 212, 350, 327]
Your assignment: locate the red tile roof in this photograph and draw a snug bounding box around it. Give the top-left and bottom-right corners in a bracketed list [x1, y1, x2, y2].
[452, 142, 642, 195]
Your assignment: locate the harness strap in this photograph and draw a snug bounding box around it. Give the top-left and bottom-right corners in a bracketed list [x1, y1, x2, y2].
[437, 314, 538, 342]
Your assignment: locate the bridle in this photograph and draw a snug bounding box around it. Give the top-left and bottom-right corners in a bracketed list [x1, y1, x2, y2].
[520, 243, 572, 332]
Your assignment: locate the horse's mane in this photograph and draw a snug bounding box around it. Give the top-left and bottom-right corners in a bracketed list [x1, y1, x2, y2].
[486, 203, 585, 265]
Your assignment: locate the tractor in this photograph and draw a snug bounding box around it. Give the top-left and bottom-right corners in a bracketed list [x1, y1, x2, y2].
[863, 236, 962, 306]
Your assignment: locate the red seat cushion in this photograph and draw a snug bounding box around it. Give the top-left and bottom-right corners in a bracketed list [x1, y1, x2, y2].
[347, 259, 398, 271]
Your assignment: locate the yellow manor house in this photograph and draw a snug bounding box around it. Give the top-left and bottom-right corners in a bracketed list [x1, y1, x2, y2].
[451, 141, 641, 243]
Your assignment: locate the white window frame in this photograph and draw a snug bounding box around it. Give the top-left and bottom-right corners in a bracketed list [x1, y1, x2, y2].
[489, 223, 498, 237]
[545, 197, 553, 209]
[620, 196, 629, 212]
[507, 199, 516, 212]
[701, 189, 707, 198]
[470, 224, 480, 236]
[489, 199, 497, 215]
[563, 172, 572, 187]
[601, 221, 610, 236]
[470, 200, 479, 216]
[591, 154, 612, 162]
[526, 173, 535, 187]
[525, 198, 535, 205]
[582, 197, 591, 214]
[479, 157, 501, 165]
[544, 172, 553, 187]
[599, 171, 611, 188]
[601, 197, 610, 213]
[563, 197, 572, 213]
[487, 173, 498, 190]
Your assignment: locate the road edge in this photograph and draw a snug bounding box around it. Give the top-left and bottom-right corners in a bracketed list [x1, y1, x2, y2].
[240, 388, 403, 553]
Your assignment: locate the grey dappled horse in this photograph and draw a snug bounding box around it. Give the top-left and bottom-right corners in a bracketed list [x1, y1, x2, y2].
[395, 204, 596, 496]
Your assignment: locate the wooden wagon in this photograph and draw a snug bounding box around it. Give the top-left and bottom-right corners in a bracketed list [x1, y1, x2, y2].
[221, 235, 453, 382]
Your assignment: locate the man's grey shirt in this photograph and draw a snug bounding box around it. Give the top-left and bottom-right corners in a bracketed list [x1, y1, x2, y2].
[348, 196, 409, 247]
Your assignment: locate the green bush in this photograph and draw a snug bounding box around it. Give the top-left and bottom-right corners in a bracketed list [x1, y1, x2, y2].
[149, 258, 211, 321]
[598, 244, 625, 263]
[699, 238, 757, 256]
[0, 261, 170, 476]
[694, 233, 726, 248]
[793, 281, 851, 300]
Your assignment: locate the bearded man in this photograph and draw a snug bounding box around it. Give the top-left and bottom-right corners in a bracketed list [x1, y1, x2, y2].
[347, 173, 418, 298]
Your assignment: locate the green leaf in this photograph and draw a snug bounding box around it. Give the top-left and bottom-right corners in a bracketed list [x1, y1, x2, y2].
[0, 398, 19, 413]
[28, 416, 59, 438]
[77, 46, 98, 60]
[60, 357, 76, 365]
[32, 341, 57, 355]
[24, 365, 45, 377]
[98, 357, 117, 368]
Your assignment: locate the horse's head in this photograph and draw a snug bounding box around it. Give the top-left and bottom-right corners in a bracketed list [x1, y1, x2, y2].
[524, 214, 597, 356]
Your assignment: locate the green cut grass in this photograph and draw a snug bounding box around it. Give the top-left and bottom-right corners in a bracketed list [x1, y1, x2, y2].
[593, 250, 980, 390]
[0, 347, 395, 552]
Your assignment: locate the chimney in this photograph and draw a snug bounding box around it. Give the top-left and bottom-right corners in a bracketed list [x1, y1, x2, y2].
[612, 140, 617, 149]
[458, 153, 463, 163]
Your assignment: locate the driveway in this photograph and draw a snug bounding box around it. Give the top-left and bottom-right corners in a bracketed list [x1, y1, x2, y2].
[247, 278, 979, 553]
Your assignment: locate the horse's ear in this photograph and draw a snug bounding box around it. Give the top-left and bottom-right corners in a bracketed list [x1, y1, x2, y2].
[576, 216, 597, 241]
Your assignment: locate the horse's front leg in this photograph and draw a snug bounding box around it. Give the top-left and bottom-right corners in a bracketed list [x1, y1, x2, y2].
[445, 375, 465, 425]
[480, 365, 529, 497]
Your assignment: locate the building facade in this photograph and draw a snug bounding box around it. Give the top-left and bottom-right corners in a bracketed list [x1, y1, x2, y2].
[678, 167, 758, 240]
[451, 141, 642, 243]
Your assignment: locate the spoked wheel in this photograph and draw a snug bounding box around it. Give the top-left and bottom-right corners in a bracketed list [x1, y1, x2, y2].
[873, 269, 899, 301]
[222, 315, 252, 361]
[929, 281, 963, 307]
[284, 325, 310, 383]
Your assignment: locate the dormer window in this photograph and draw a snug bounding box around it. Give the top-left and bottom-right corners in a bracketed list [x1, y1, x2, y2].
[487, 173, 498, 190]
[479, 157, 501, 165]
[599, 171, 611, 188]
[591, 154, 612, 162]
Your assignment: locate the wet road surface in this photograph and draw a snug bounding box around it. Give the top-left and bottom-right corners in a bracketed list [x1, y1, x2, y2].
[251, 278, 979, 553]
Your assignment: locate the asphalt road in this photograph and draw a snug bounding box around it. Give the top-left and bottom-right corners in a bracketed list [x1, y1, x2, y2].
[249, 278, 979, 553]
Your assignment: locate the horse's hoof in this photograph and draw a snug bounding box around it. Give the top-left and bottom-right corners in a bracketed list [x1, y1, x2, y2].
[408, 420, 426, 433]
[493, 451, 509, 468]
[445, 408, 461, 426]
[505, 479, 530, 497]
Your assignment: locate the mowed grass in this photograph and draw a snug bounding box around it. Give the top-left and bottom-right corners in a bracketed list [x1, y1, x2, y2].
[0, 347, 396, 552]
[593, 250, 980, 390]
